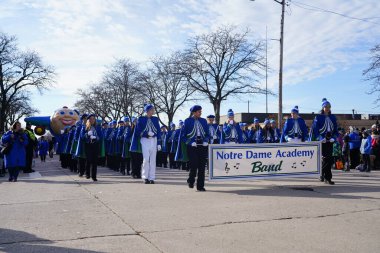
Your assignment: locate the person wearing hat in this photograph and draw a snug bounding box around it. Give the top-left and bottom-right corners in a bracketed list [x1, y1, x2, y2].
[98, 122, 108, 167]
[75, 114, 88, 177]
[310, 98, 338, 185]
[57, 127, 70, 168]
[107, 120, 118, 171]
[66, 125, 77, 171]
[207, 115, 220, 144]
[120, 117, 132, 175]
[281, 106, 308, 143]
[114, 120, 126, 174]
[37, 136, 49, 162]
[129, 116, 143, 178]
[179, 105, 210, 191]
[270, 119, 281, 143]
[261, 118, 275, 143]
[130, 104, 161, 184]
[104, 121, 113, 168]
[167, 122, 177, 169]
[157, 125, 169, 168]
[248, 117, 262, 143]
[82, 114, 102, 181]
[239, 123, 248, 143]
[23, 122, 37, 173]
[221, 109, 243, 144]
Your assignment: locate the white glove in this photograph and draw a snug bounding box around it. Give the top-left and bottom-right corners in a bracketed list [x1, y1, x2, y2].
[202, 142, 208, 147]
[329, 138, 335, 143]
[90, 136, 97, 140]
[267, 137, 271, 141]
[213, 136, 217, 140]
[88, 131, 93, 136]
[287, 137, 293, 142]
[229, 120, 234, 125]
[157, 145, 161, 151]
[191, 142, 197, 147]
[60, 130, 64, 134]
[148, 131, 154, 137]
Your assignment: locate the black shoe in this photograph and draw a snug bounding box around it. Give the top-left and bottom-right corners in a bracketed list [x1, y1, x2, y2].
[126, 171, 131, 176]
[144, 179, 150, 184]
[150, 180, 155, 184]
[188, 183, 194, 188]
[121, 170, 126, 175]
[325, 180, 335, 185]
[92, 178, 98, 181]
[8, 178, 13, 182]
[132, 174, 137, 179]
[319, 176, 324, 182]
[86, 176, 90, 179]
[197, 188, 206, 192]
[78, 174, 83, 177]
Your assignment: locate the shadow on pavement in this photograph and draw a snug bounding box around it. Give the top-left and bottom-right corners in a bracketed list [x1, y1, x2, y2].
[0, 228, 102, 253]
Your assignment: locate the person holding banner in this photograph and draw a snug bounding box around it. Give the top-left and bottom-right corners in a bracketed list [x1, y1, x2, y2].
[180, 105, 210, 191]
[240, 123, 249, 143]
[261, 119, 275, 143]
[281, 106, 308, 143]
[248, 117, 262, 143]
[310, 98, 338, 185]
[207, 115, 220, 144]
[221, 109, 243, 144]
[270, 119, 281, 143]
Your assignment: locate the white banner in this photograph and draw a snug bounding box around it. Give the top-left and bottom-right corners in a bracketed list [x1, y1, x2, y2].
[209, 142, 321, 181]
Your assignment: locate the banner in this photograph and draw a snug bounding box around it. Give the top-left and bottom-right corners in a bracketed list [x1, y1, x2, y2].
[209, 142, 321, 181]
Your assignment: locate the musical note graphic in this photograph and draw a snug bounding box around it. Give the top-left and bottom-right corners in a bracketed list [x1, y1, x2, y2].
[291, 162, 297, 169]
[300, 160, 307, 167]
[234, 163, 240, 170]
[225, 162, 231, 174]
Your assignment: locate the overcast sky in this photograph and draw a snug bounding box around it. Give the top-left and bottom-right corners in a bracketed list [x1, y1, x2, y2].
[1, 0, 380, 122]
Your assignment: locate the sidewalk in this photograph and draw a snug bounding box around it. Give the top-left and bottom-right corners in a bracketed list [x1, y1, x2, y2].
[0, 157, 379, 253]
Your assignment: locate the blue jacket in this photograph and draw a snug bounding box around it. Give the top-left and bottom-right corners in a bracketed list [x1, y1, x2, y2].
[168, 129, 180, 153]
[221, 122, 243, 144]
[180, 117, 210, 145]
[65, 128, 76, 154]
[1, 130, 29, 168]
[349, 132, 361, 149]
[362, 135, 372, 154]
[38, 140, 49, 156]
[208, 123, 220, 144]
[272, 127, 281, 143]
[75, 125, 87, 158]
[56, 132, 69, 154]
[309, 114, 338, 141]
[122, 125, 132, 158]
[130, 116, 161, 152]
[81, 124, 103, 144]
[281, 117, 308, 142]
[248, 127, 262, 143]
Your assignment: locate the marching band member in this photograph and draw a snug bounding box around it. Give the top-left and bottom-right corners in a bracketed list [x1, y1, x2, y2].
[115, 120, 125, 174]
[221, 109, 243, 144]
[248, 117, 262, 143]
[180, 105, 210, 191]
[270, 119, 281, 143]
[167, 123, 177, 169]
[82, 114, 102, 181]
[240, 123, 249, 143]
[129, 116, 143, 179]
[130, 104, 161, 184]
[98, 122, 108, 167]
[310, 98, 338, 185]
[75, 114, 88, 176]
[121, 117, 132, 175]
[207, 115, 219, 144]
[157, 126, 169, 168]
[107, 120, 118, 171]
[261, 119, 274, 143]
[281, 106, 308, 143]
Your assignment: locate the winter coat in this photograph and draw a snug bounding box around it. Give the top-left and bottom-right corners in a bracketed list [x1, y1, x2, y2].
[1, 130, 29, 168]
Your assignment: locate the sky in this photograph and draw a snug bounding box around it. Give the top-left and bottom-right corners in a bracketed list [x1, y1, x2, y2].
[1, 0, 380, 123]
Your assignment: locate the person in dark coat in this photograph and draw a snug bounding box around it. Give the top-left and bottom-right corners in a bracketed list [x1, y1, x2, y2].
[24, 122, 37, 173]
[1, 122, 29, 182]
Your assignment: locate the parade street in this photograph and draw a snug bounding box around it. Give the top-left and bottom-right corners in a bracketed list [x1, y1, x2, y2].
[0, 157, 379, 253]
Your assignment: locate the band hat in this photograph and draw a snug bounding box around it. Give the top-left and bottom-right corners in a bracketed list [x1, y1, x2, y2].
[207, 114, 215, 119]
[227, 109, 234, 117]
[321, 98, 331, 108]
[291, 106, 299, 114]
[190, 105, 202, 113]
[123, 116, 130, 122]
[253, 117, 259, 124]
[86, 114, 96, 120]
[81, 114, 88, 120]
[144, 104, 154, 112]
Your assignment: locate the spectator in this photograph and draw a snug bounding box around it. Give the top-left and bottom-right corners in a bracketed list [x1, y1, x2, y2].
[348, 127, 361, 170]
[24, 122, 37, 173]
[38, 136, 49, 162]
[360, 131, 372, 172]
[371, 130, 380, 170]
[1, 122, 29, 182]
[342, 134, 350, 171]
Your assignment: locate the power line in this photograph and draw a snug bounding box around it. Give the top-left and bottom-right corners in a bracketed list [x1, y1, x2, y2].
[291, 0, 380, 26]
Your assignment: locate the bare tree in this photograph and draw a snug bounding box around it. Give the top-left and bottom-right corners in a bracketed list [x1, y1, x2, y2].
[139, 52, 195, 126]
[75, 58, 144, 121]
[363, 43, 380, 105]
[182, 25, 267, 123]
[5, 91, 39, 128]
[0, 32, 55, 131]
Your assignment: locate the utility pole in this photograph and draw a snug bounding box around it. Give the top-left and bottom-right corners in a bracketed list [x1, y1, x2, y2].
[265, 26, 268, 115]
[277, 0, 285, 130]
[248, 100, 250, 113]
